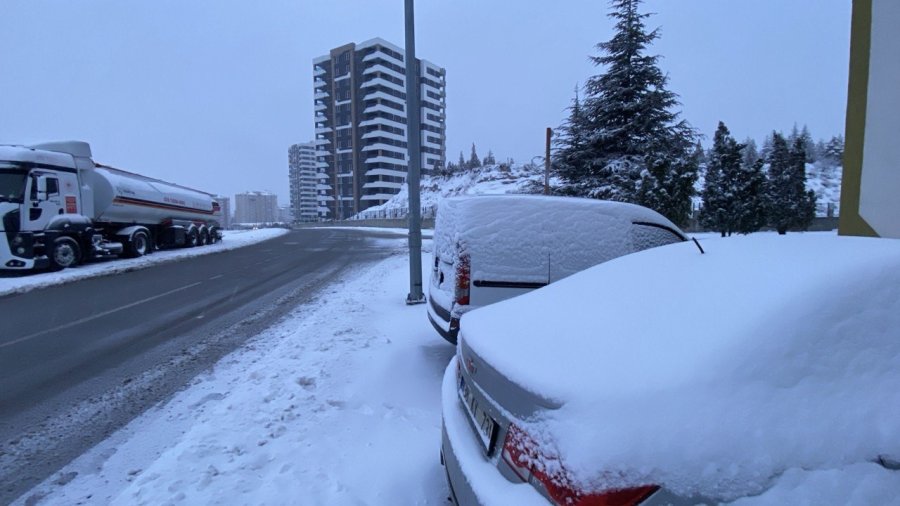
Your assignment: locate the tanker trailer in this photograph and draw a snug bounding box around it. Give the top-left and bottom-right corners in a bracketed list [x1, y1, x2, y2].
[0, 141, 223, 271]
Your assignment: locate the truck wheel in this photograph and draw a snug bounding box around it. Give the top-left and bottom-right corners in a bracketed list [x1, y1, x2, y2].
[199, 229, 209, 246]
[50, 237, 81, 270]
[185, 229, 198, 248]
[126, 230, 150, 258]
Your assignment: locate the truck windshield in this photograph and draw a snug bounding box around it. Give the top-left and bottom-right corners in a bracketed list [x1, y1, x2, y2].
[0, 163, 28, 203]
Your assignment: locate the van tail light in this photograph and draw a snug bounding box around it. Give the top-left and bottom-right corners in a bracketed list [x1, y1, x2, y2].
[455, 252, 470, 305]
[502, 424, 658, 506]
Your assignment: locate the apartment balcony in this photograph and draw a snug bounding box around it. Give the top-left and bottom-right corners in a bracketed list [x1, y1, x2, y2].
[315, 102, 327, 112]
[365, 155, 407, 165]
[359, 116, 405, 129]
[365, 167, 407, 179]
[362, 51, 403, 66]
[362, 143, 406, 153]
[363, 103, 405, 115]
[362, 63, 405, 81]
[315, 126, 332, 134]
[315, 91, 329, 100]
[362, 180, 403, 190]
[361, 77, 405, 94]
[362, 89, 406, 103]
[362, 129, 407, 142]
[360, 192, 398, 202]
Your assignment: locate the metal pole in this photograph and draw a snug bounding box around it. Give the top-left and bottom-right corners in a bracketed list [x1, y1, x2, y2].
[545, 127, 552, 195]
[405, 0, 425, 304]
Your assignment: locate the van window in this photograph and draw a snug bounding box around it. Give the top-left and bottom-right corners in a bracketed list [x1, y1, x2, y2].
[632, 223, 684, 251]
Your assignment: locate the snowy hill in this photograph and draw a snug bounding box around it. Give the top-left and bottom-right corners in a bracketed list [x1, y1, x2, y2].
[355, 163, 547, 219]
[356, 161, 841, 220]
[806, 161, 842, 217]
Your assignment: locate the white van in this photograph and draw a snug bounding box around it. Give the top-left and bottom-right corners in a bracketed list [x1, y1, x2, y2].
[427, 195, 687, 343]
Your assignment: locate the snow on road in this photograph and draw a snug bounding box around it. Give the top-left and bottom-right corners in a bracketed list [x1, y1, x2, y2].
[0, 228, 289, 297]
[21, 239, 453, 506]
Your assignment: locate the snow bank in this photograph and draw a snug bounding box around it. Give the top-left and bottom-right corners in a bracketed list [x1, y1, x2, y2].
[462, 234, 900, 500]
[0, 228, 288, 297]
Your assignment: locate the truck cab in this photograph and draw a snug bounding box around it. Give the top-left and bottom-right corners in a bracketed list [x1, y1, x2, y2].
[0, 148, 82, 270]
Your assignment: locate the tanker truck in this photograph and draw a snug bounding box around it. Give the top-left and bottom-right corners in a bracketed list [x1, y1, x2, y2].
[0, 141, 223, 271]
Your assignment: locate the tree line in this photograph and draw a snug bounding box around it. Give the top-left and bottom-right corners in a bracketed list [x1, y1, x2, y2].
[551, 0, 835, 234]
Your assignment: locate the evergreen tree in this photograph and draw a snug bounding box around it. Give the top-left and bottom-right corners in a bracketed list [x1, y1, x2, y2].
[741, 138, 760, 169]
[700, 122, 744, 236]
[483, 150, 496, 166]
[553, 86, 589, 183]
[553, 0, 697, 226]
[733, 158, 767, 234]
[764, 132, 816, 234]
[468, 143, 481, 169]
[823, 135, 845, 165]
[458, 151, 466, 170]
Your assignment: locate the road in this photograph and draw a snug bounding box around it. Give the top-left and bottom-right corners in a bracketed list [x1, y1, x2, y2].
[0, 228, 405, 504]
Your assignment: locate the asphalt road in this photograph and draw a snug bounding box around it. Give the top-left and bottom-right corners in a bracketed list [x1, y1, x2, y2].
[0, 228, 406, 504]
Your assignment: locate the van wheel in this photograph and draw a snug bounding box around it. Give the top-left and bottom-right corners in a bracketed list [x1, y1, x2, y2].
[126, 230, 150, 258]
[50, 237, 81, 270]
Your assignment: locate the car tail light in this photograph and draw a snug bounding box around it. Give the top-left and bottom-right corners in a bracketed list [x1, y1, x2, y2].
[502, 424, 658, 506]
[455, 252, 470, 305]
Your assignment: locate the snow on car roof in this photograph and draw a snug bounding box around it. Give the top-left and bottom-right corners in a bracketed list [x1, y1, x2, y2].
[460, 233, 900, 500]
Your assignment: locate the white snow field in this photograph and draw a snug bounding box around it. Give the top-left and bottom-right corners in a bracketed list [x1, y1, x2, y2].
[17, 232, 900, 505]
[0, 228, 289, 297]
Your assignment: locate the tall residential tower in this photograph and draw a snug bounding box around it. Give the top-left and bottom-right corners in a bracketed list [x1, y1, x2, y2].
[288, 142, 327, 222]
[313, 38, 446, 219]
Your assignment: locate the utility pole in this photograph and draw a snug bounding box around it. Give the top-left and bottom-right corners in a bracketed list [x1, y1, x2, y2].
[545, 127, 552, 195]
[405, 0, 425, 304]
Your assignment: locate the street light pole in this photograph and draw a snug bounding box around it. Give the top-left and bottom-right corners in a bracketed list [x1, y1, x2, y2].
[405, 0, 425, 304]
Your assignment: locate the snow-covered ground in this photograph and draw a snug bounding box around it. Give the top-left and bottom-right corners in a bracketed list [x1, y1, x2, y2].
[17, 231, 898, 506]
[0, 228, 288, 297]
[19, 237, 454, 506]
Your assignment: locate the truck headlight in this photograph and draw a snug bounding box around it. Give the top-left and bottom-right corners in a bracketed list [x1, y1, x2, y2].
[12, 235, 24, 245]
[16, 246, 25, 255]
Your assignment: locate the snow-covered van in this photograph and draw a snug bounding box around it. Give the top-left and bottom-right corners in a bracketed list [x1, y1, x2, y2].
[426, 195, 687, 344]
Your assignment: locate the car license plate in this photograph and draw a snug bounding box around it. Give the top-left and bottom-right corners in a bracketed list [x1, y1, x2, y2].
[458, 374, 497, 454]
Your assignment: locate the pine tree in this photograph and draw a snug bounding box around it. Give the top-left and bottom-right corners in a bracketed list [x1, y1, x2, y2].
[458, 151, 466, 170]
[483, 150, 496, 166]
[764, 132, 816, 234]
[734, 158, 767, 234]
[553, 86, 589, 184]
[823, 135, 844, 165]
[554, 0, 697, 226]
[468, 143, 481, 169]
[700, 122, 744, 236]
[741, 138, 760, 169]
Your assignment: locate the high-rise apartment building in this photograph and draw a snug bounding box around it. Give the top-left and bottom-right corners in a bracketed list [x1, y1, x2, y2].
[234, 191, 278, 224]
[212, 195, 232, 229]
[288, 142, 324, 222]
[313, 37, 446, 219]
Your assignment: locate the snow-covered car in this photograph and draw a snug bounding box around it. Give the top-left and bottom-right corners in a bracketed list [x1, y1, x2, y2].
[427, 195, 686, 344]
[441, 234, 900, 505]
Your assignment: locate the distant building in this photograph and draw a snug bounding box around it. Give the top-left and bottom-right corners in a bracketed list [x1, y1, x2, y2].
[212, 195, 231, 229]
[313, 37, 446, 219]
[278, 205, 293, 223]
[235, 191, 278, 224]
[289, 142, 323, 222]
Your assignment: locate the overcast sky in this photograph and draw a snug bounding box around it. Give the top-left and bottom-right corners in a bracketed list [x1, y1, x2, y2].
[0, 1, 851, 206]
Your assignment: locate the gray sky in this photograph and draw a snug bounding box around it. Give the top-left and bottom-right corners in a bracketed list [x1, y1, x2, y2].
[0, 1, 851, 206]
